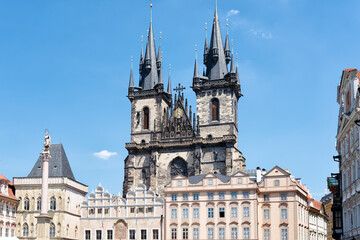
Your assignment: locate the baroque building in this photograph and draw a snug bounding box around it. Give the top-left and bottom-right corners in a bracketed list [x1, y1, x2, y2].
[335, 68, 360, 240]
[123, 4, 245, 196]
[0, 173, 19, 239]
[163, 166, 324, 240]
[80, 183, 164, 240]
[13, 143, 88, 239]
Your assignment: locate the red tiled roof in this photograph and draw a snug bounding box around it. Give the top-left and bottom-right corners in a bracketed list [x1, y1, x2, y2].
[0, 173, 18, 201]
[0, 173, 10, 182]
[312, 200, 322, 211]
[343, 68, 357, 72]
[357, 71, 360, 83]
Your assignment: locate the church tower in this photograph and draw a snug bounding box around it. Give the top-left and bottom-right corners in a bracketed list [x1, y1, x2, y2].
[123, 3, 245, 197]
[192, 4, 242, 146]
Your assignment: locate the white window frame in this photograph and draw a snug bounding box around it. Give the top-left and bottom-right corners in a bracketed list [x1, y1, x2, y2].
[151, 228, 160, 240]
[129, 229, 136, 240]
[84, 229, 91, 240]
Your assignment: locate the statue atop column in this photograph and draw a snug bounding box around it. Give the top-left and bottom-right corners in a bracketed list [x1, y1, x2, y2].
[42, 130, 51, 155]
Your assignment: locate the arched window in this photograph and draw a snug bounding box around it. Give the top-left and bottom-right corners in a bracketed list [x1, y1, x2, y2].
[142, 169, 147, 180]
[211, 99, 219, 121]
[49, 223, 55, 237]
[36, 197, 41, 211]
[23, 223, 29, 237]
[50, 197, 56, 211]
[143, 107, 149, 129]
[24, 197, 29, 211]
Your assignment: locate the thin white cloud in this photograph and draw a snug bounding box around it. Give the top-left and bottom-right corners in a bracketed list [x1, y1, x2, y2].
[93, 150, 118, 160]
[250, 29, 273, 39]
[227, 9, 239, 17]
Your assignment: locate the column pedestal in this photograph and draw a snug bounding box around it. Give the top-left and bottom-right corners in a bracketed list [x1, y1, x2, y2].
[35, 214, 52, 240]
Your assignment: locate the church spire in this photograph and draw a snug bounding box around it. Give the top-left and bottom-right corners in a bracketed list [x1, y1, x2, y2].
[139, 3, 159, 90]
[167, 65, 172, 94]
[157, 34, 163, 84]
[129, 58, 134, 88]
[205, 2, 228, 80]
[203, 23, 209, 65]
[194, 48, 199, 78]
[224, 19, 231, 64]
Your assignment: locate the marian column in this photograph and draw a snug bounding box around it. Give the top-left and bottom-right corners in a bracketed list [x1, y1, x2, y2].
[35, 130, 53, 239]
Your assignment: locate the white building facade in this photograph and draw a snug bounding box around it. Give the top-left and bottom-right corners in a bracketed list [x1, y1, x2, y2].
[80, 183, 164, 240]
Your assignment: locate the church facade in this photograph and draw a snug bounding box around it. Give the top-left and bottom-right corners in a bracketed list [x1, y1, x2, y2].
[123, 5, 245, 196]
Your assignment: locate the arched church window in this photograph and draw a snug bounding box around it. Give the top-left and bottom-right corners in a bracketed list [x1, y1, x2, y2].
[36, 197, 41, 211]
[23, 223, 29, 237]
[24, 197, 29, 211]
[169, 158, 188, 178]
[50, 197, 56, 211]
[50, 223, 55, 237]
[144, 107, 149, 129]
[211, 99, 219, 121]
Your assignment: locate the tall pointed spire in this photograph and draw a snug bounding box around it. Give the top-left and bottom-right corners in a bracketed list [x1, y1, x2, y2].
[205, 2, 228, 80]
[140, 3, 159, 90]
[167, 65, 172, 94]
[194, 48, 199, 78]
[203, 22, 209, 65]
[224, 19, 231, 64]
[157, 33, 163, 84]
[230, 53, 235, 73]
[129, 57, 134, 87]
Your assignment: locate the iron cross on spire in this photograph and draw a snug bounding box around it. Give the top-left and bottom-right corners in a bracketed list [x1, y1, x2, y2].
[173, 83, 185, 96]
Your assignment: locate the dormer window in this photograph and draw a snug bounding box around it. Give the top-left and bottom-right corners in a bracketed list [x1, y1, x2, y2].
[346, 89, 351, 112]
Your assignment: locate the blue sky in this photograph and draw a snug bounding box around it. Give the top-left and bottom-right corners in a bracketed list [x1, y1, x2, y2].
[1, 0, 360, 199]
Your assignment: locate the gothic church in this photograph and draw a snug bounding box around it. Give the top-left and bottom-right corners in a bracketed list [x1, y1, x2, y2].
[123, 4, 245, 196]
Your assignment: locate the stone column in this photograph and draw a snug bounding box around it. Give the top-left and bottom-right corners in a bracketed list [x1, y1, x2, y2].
[35, 131, 53, 240]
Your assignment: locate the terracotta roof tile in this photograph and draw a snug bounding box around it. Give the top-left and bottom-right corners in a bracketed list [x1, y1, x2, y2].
[357, 71, 360, 83]
[344, 68, 357, 72]
[0, 173, 18, 201]
[312, 200, 322, 211]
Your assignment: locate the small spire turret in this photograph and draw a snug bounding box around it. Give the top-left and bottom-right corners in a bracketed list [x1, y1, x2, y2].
[129, 58, 134, 88]
[194, 48, 199, 78]
[224, 19, 231, 64]
[167, 65, 172, 94]
[203, 23, 209, 65]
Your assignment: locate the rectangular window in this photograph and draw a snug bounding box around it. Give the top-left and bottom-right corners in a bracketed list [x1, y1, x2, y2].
[193, 228, 199, 240]
[6, 205, 9, 215]
[85, 230, 91, 240]
[171, 228, 177, 240]
[147, 207, 153, 213]
[231, 227, 237, 240]
[141, 230, 147, 240]
[237, 178, 243, 184]
[208, 179, 213, 185]
[231, 192, 237, 199]
[171, 209, 177, 219]
[208, 208, 214, 218]
[0, 228, 2, 237]
[231, 207, 237, 218]
[5, 228, 8, 237]
[11, 229, 14, 237]
[219, 227, 225, 239]
[208, 192, 214, 200]
[243, 207, 250, 217]
[130, 230, 136, 240]
[182, 194, 188, 201]
[96, 230, 102, 240]
[281, 229, 288, 240]
[12, 206, 15, 215]
[107, 230, 113, 240]
[193, 193, 199, 200]
[264, 209, 270, 219]
[243, 227, 250, 239]
[105, 208, 109, 215]
[138, 208, 144, 213]
[243, 191, 249, 199]
[219, 207, 225, 218]
[193, 208, 199, 218]
[281, 209, 288, 219]
[130, 208, 135, 213]
[182, 228, 188, 240]
[152, 229, 159, 240]
[264, 194, 269, 202]
[280, 193, 287, 201]
[208, 228, 214, 239]
[219, 192, 225, 200]
[98, 208, 102, 214]
[177, 181, 182, 186]
[171, 194, 177, 201]
[183, 208, 189, 218]
[264, 229, 270, 240]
